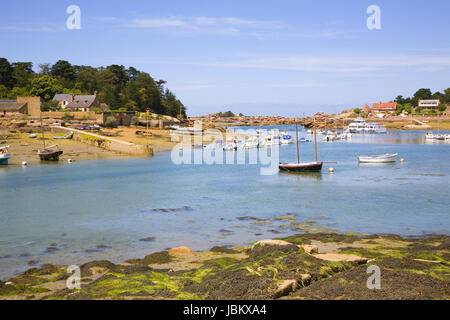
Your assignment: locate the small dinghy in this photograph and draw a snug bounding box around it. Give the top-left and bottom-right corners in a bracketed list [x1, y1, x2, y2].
[29, 133, 37, 138]
[358, 153, 398, 163]
[53, 131, 73, 139]
[0, 145, 13, 165]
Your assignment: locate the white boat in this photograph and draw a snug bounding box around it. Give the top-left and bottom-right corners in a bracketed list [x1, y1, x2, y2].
[364, 123, 387, 134]
[322, 133, 337, 142]
[0, 145, 14, 165]
[347, 118, 386, 134]
[242, 137, 259, 149]
[425, 132, 435, 139]
[306, 129, 313, 134]
[28, 133, 37, 138]
[223, 137, 237, 151]
[358, 153, 398, 163]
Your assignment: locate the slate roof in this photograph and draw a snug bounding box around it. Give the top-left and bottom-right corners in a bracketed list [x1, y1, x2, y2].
[0, 101, 27, 112]
[53, 94, 72, 101]
[65, 95, 98, 109]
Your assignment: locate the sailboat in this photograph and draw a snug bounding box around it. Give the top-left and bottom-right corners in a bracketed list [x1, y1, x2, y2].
[37, 111, 63, 161]
[278, 123, 323, 172]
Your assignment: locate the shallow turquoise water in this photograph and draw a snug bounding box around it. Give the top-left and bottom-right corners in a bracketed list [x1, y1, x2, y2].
[0, 127, 449, 279]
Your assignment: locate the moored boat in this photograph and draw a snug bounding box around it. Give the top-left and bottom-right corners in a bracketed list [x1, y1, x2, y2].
[358, 153, 398, 163]
[279, 123, 323, 173]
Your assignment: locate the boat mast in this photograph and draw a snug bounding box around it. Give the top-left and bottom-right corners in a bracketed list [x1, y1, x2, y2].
[314, 121, 318, 162]
[40, 109, 45, 149]
[295, 123, 300, 164]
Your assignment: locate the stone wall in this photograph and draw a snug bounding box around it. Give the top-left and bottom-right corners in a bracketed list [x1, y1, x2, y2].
[16, 96, 43, 117]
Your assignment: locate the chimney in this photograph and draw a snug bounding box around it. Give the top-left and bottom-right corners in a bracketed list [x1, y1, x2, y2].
[69, 94, 74, 102]
[94, 90, 98, 97]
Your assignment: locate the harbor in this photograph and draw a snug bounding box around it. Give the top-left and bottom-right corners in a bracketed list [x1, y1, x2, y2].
[1, 126, 449, 284]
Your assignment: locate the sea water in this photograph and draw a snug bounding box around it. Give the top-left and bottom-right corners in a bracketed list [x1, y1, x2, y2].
[0, 127, 449, 279]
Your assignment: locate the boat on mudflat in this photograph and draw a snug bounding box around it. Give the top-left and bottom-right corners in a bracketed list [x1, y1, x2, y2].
[0, 145, 13, 165]
[358, 153, 398, 163]
[38, 145, 63, 161]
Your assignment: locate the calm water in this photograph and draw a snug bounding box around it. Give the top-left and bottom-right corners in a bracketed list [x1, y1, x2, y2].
[0, 126, 449, 279]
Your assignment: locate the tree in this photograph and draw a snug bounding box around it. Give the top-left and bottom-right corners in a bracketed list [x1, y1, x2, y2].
[30, 75, 63, 101]
[12, 62, 34, 87]
[0, 58, 14, 87]
[438, 104, 447, 112]
[41, 100, 60, 111]
[412, 88, 432, 106]
[444, 88, 450, 104]
[38, 63, 51, 75]
[0, 84, 9, 98]
[394, 95, 405, 104]
[353, 108, 361, 114]
[50, 60, 75, 88]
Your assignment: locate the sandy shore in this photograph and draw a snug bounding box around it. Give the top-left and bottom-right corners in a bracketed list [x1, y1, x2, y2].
[0, 231, 448, 300]
[1, 132, 133, 166]
[0, 125, 182, 166]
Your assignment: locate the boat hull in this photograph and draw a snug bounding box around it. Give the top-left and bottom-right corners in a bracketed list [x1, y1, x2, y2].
[358, 153, 397, 163]
[279, 162, 323, 172]
[38, 150, 63, 161]
[0, 153, 13, 165]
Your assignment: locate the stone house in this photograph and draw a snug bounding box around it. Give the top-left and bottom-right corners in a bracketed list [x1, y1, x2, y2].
[0, 96, 43, 117]
[53, 91, 102, 112]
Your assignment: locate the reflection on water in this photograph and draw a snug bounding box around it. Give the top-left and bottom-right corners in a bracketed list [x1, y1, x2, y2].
[279, 171, 323, 180]
[0, 126, 449, 280]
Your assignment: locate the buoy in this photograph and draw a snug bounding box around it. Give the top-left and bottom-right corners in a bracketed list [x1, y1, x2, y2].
[22, 161, 27, 166]
[68, 159, 73, 163]
[328, 167, 334, 173]
[400, 158, 404, 162]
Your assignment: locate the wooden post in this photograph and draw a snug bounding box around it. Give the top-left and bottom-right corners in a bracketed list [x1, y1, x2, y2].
[296, 123, 300, 164]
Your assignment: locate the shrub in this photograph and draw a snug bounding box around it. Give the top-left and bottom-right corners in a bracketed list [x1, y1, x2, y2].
[104, 116, 116, 127]
[62, 112, 74, 120]
[131, 116, 140, 125]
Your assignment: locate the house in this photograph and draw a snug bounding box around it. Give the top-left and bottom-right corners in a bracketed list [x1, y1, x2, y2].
[371, 102, 397, 114]
[0, 96, 43, 117]
[362, 104, 371, 114]
[53, 91, 101, 112]
[53, 93, 74, 108]
[418, 99, 439, 110]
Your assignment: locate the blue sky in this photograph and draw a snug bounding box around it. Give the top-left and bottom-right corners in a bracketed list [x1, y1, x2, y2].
[1, 0, 449, 116]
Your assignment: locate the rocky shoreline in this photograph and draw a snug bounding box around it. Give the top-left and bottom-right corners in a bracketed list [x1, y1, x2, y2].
[1, 232, 448, 300]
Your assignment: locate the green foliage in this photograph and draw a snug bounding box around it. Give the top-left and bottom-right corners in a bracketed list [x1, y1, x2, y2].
[62, 112, 74, 120]
[131, 116, 140, 125]
[30, 75, 63, 101]
[41, 100, 60, 112]
[105, 116, 117, 127]
[0, 57, 187, 117]
[217, 110, 235, 117]
[353, 108, 361, 114]
[438, 104, 447, 112]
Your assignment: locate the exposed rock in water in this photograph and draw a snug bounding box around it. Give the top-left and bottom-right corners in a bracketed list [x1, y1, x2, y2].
[139, 237, 155, 242]
[210, 246, 238, 254]
[168, 246, 196, 257]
